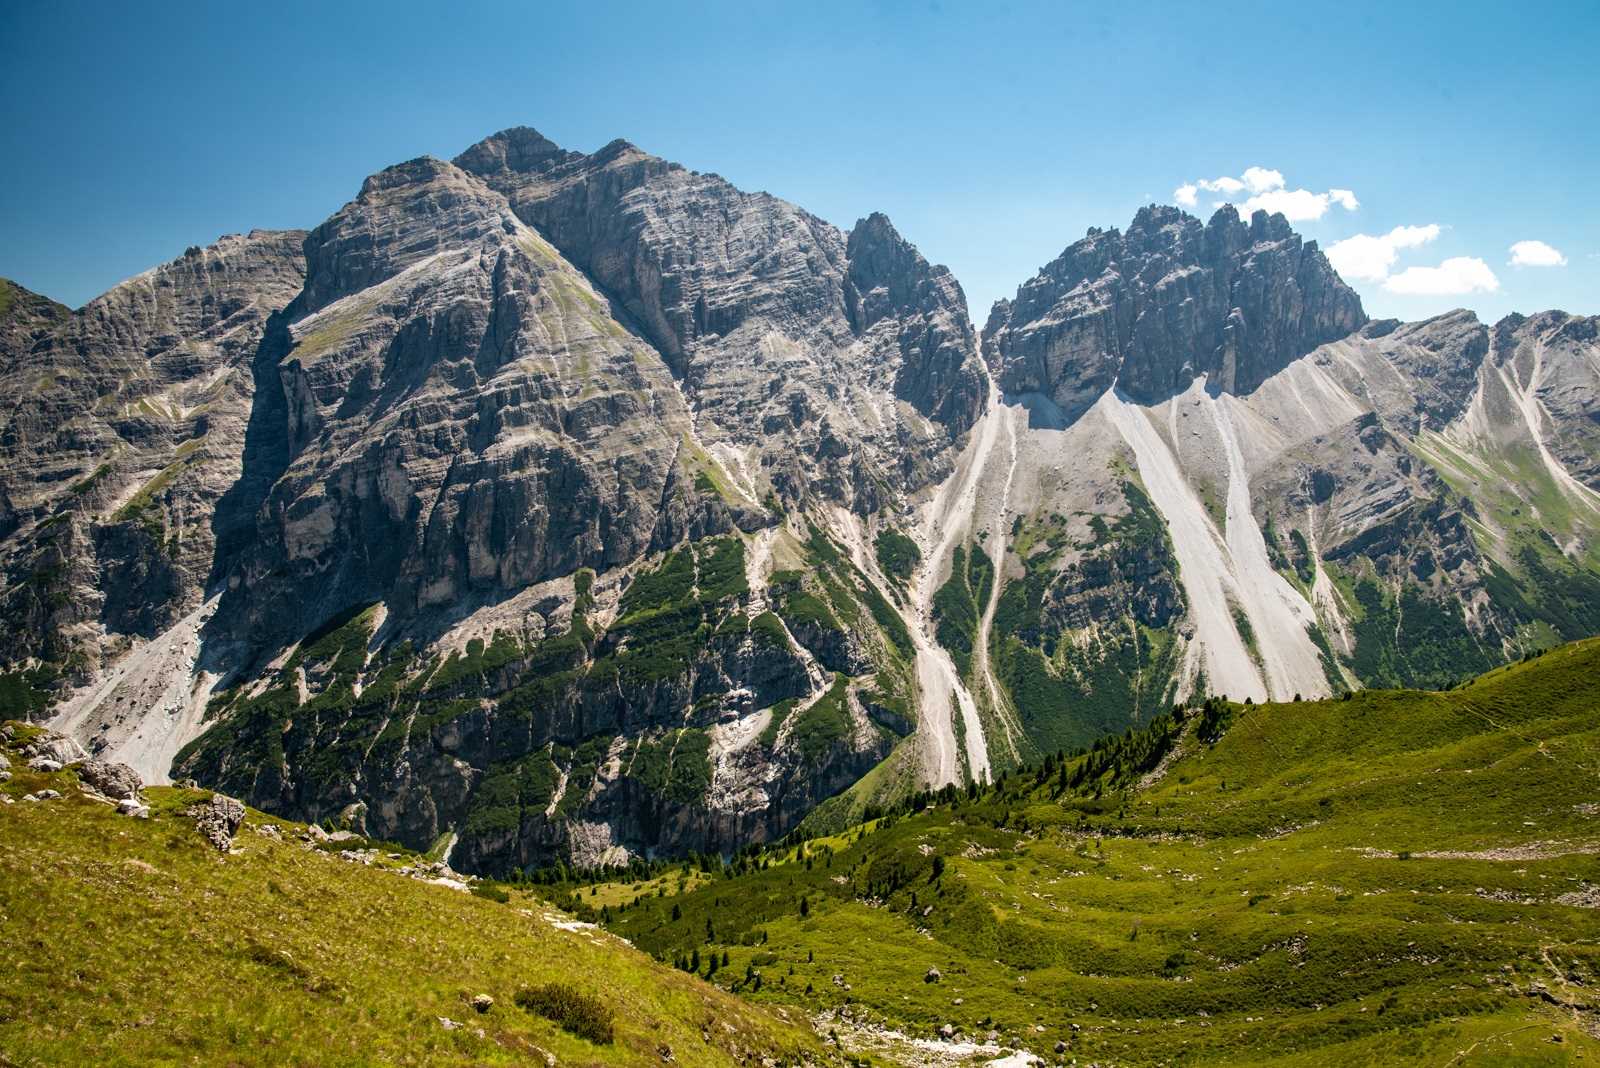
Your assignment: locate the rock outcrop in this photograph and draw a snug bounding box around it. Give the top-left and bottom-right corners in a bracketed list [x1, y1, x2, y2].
[76, 758, 143, 801]
[188, 792, 246, 851]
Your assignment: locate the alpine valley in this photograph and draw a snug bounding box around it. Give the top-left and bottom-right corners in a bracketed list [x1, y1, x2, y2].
[4, 125, 1599, 882]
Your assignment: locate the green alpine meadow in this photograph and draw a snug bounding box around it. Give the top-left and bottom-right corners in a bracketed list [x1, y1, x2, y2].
[4, 637, 1596, 1065]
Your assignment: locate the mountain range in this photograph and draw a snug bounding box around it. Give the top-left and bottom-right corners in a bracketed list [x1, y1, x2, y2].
[3, 126, 1597, 874]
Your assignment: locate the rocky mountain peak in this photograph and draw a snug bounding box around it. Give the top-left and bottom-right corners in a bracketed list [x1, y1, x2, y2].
[301, 157, 515, 316]
[451, 126, 578, 176]
[845, 211, 967, 329]
[0, 278, 72, 363]
[986, 204, 1366, 413]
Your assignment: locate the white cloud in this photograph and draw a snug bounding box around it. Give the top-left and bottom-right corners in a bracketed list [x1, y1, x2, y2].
[1177, 167, 1360, 222]
[1238, 167, 1284, 195]
[1382, 257, 1500, 296]
[1242, 187, 1359, 222]
[1509, 239, 1567, 267]
[1326, 224, 1442, 282]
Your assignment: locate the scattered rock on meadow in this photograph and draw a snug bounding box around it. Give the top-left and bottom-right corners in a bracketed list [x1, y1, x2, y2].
[77, 759, 143, 801]
[35, 789, 61, 800]
[471, 994, 493, 1014]
[27, 757, 63, 773]
[187, 793, 247, 851]
[925, 966, 941, 983]
[27, 732, 88, 767]
[117, 798, 150, 819]
[438, 1017, 461, 1031]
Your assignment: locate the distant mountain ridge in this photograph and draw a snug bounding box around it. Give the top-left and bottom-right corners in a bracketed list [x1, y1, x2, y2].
[986, 203, 1366, 409]
[2, 125, 1597, 873]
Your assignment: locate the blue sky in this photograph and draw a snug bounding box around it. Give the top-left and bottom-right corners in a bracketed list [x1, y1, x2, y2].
[3, 0, 1596, 325]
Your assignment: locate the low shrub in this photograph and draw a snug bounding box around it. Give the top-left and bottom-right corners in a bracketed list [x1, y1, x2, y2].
[513, 982, 614, 1044]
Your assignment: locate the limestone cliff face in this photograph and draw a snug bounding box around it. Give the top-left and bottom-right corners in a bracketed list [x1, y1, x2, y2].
[205, 156, 719, 659]
[985, 204, 1366, 411]
[456, 128, 986, 511]
[7, 127, 980, 871]
[0, 232, 306, 684]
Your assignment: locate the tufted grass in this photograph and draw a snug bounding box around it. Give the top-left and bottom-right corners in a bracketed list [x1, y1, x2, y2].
[0, 753, 824, 1068]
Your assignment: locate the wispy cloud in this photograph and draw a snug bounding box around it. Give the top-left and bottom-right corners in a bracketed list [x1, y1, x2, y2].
[1509, 240, 1567, 267]
[1326, 225, 1442, 282]
[1173, 166, 1358, 222]
[1382, 257, 1500, 296]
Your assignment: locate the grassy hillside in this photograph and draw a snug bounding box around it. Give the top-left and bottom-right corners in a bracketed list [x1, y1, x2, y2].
[0, 738, 828, 1067]
[593, 638, 1600, 1066]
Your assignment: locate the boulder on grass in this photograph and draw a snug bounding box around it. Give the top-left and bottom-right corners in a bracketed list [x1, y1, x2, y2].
[77, 759, 143, 801]
[187, 793, 247, 851]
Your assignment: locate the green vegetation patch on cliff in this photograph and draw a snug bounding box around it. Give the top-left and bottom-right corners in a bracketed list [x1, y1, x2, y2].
[873, 526, 920, 585]
[788, 674, 851, 760]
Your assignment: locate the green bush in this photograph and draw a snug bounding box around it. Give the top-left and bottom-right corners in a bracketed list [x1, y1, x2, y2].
[513, 982, 614, 1044]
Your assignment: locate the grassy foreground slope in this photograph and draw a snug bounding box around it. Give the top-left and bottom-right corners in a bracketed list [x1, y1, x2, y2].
[0, 759, 827, 1067]
[601, 639, 1600, 1066]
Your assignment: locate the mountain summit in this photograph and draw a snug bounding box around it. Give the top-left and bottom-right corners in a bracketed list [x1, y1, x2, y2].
[986, 204, 1366, 410]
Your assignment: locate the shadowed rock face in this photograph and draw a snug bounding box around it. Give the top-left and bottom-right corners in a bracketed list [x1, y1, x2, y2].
[984, 204, 1366, 411]
[456, 128, 986, 510]
[0, 232, 307, 673]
